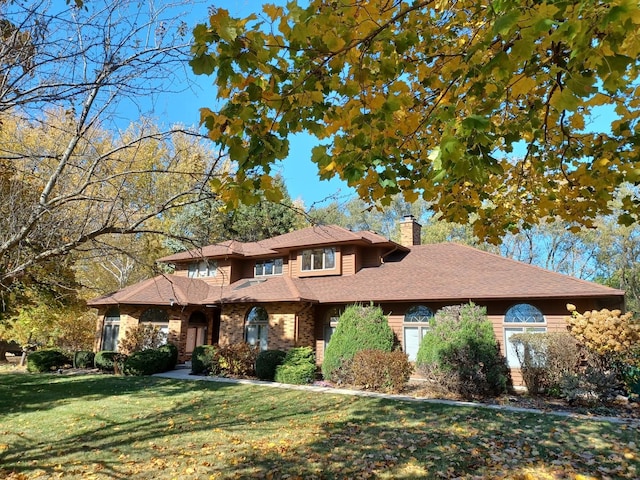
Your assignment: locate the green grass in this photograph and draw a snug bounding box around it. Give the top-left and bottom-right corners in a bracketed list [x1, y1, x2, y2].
[0, 373, 638, 479]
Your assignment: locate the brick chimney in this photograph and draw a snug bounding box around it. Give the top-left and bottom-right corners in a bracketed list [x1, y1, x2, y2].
[400, 215, 421, 247]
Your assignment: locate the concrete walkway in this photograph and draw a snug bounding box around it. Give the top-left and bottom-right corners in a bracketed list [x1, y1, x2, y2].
[154, 368, 639, 426]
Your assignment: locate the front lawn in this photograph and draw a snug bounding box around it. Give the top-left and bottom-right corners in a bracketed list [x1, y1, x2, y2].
[0, 373, 638, 479]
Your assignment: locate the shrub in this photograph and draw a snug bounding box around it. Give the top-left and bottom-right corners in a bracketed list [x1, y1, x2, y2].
[191, 345, 219, 374]
[73, 350, 95, 369]
[26, 349, 71, 373]
[157, 343, 178, 371]
[216, 343, 258, 377]
[274, 347, 316, 385]
[322, 304, 394, 383]
[509, 332, 581, 395]
[118, 324, 167, 355]
[255, 349, 287, 381]
[95, 351, 126, 373]
[416, 303, 509, 398]
[349, 349, 413, 393]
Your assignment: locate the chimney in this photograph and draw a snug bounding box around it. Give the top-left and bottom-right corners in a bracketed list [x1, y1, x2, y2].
[400, 215, 421, 247]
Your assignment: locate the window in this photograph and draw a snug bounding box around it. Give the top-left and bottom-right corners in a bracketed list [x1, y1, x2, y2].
[245, 306, 268, 351]
[323, 307, 342, 350]
[403, 305, 434, 362]
[187, 259, 217, 278]
[140, 307, 169, 342]
[504, 303, 546, 368]
[255, 258, 283, 276]
[301, 248, 335, 271]
[101, 307, 120, 351]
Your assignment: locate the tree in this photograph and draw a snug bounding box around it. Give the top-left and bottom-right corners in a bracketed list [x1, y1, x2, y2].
[0, 1, 226, 302]
[191, 1, 640, 242]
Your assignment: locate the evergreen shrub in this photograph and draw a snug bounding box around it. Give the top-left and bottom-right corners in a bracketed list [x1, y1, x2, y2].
[158, 343, 178, 371]
[255, 349, 287, 381]
[322, 303, 394, 383]
[95, 351, 126, 373]
[416, 303, 509, 398]
[73, 350, 95, 369]
[191, 345, 218, 374]
[123, 343, 178, 376]
[349, 349, 413, 393]
[26, 349, 71, 373]
[274, 347, 316, 385]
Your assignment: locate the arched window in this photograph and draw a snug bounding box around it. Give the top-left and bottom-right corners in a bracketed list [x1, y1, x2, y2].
[140, 308, 169, 342]
[504, 303, 546, 368]
[101, 307, 120, 351]
[245, 306, 268, 351]
[323, 307, 342, 350]
[403, 305, 434, 362]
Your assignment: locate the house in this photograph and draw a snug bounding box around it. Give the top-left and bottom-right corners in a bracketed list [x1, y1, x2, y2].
[88, 216, 625, 384]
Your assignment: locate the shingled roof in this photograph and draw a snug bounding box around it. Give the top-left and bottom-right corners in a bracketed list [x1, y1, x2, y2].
[88, 275, 212, 307]
[89, 242, 623, 307]
[157, 225, 404, 263]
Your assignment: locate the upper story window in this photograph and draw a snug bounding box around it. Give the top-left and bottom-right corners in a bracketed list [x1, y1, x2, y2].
[301, 247, 335, 271]
[187, 259, 217, 278]
[255, 258, 283, 276]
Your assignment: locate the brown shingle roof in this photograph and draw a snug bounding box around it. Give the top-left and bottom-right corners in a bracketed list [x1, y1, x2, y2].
[87, 275, 212, 307]
[90, 239, 624, 308]
[300, 244, 623, 303]
[157, 225, 402, 263]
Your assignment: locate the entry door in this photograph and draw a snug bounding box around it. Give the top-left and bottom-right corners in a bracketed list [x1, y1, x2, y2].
[186, 326, 207, 355]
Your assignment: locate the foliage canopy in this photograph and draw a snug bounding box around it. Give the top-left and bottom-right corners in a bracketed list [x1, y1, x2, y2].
[192, 0, 640, 242]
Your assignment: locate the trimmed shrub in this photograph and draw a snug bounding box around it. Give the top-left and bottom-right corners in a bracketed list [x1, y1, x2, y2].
[216, 343, 258, 377]
[416, 303, 509, 398]
[191, 345, 219, 375]
[158, 343, 178, 371]
[95, 351, 126, 373]
[274, 347, 316, 385]
[123, 349, 163, 376]
[509, 332, 580, 395]
[73, 350, 95, 369]
[255, 349, 287, 381]
[123, 343, 178, 376]
[26, 349, 71, 373]
[322, 304, 394, 383]
[349, 349, 413, 393]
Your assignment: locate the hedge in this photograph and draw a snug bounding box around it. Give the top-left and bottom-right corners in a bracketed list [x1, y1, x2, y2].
[26, 350, 71, 373]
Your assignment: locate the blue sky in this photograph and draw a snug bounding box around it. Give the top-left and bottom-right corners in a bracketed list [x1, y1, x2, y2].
[149, 0, 352, 208]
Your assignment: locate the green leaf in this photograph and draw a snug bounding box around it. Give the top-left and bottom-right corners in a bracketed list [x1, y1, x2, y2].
[461, 115, 490, 131]
[189, 55, 216, 75]
[493, 11, 520, 35]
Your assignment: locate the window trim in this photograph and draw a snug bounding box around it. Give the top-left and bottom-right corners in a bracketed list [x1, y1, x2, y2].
[254, 258, 283, 277]
[403, 305, 434, 362]
[102, 307, 121, 352]
[245, 306, 269, 351]
[187, 259, 217, 278]
[300, 247, 336, 272]
[503, 303, 546, 368]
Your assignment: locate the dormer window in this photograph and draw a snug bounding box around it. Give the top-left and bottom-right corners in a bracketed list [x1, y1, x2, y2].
[255, 258, 283, 277]
[301, 247, 335, 271]
[187, 259, 217, 278]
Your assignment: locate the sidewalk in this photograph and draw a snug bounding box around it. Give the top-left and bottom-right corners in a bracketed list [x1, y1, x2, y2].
[154, 368, 638, 425]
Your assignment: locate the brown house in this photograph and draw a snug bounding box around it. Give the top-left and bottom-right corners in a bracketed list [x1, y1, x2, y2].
[88, 217, 624, 384]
